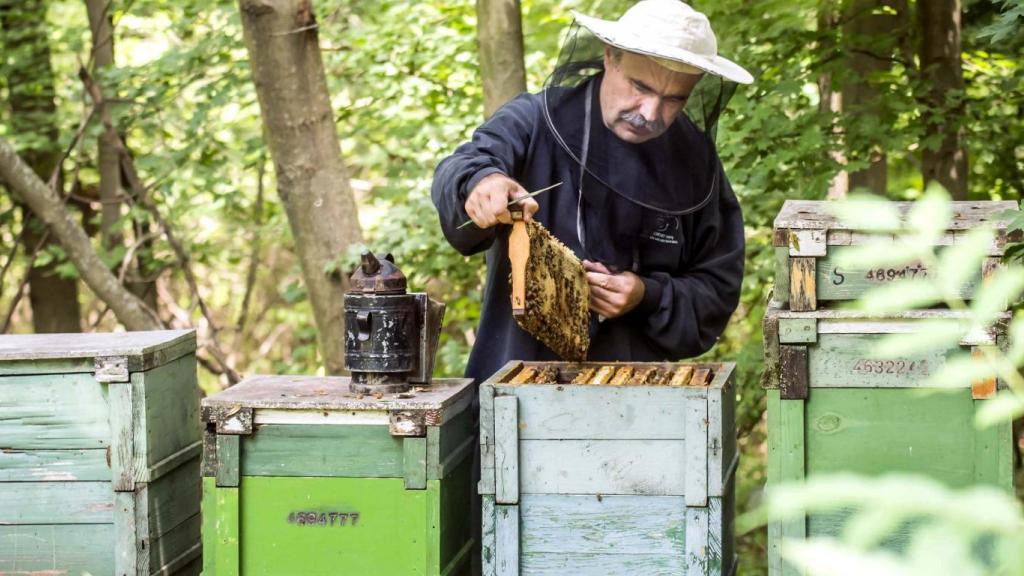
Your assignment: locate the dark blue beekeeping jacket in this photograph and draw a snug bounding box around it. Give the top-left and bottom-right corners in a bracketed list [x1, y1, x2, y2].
[431, 80, 745, 384]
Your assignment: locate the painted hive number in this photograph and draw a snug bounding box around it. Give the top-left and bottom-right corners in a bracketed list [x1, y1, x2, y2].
[831, 264, 929, 285]
[852, 359, 930, 376]
[287, 511, 361, 527]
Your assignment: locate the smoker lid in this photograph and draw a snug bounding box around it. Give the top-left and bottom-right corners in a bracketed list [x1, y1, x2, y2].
[348, 251, 407, 295]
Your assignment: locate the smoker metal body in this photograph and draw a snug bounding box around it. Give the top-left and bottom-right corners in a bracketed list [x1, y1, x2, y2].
[344, 252, 445, 394]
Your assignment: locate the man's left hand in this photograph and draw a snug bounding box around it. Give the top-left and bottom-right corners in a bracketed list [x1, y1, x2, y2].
[583, 260, 645, 319]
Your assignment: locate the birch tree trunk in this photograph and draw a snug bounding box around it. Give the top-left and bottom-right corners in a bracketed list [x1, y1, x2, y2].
[237, 0, 362, 374]
[0, 0, 82, 333]
[0, 137, 160, 331]
[476, 0, 527, 118]
[919, 0, 968, 199]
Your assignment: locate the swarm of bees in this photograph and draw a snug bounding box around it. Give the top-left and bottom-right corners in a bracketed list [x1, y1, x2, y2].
[507, 364, 712, 387]
[512, 220, 590, 361]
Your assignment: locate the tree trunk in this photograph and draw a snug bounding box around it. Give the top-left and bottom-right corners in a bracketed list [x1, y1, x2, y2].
[85, 0, 158, 311]
[918, 0, 968, 199]
[476, 0, 527, 118]
[237, 0, 362, 375]
[0, 137, 161, 331]
[842, 0, 904, 195]
[0, 0, 82, 333]
[818, 1, 848, 200]
[85, 0, 123, 250]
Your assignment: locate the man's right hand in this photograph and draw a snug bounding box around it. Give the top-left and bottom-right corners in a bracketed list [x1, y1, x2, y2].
[464, 173, 540, 229]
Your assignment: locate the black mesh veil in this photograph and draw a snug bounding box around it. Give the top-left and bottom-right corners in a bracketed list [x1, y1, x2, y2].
[541, 21, 738, 217]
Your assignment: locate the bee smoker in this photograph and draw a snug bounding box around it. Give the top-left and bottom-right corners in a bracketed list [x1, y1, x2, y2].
[344, 251, 445, 394]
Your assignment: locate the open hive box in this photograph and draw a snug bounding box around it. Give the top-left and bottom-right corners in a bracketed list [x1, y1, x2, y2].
[479, 361, 737, 576]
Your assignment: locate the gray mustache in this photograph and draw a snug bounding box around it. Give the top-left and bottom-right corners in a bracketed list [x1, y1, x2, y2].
[620, 111, 665, 133]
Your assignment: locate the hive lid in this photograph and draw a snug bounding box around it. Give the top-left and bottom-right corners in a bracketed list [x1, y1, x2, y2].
[0, 329, 195, 364]
[202, 375, 473, 412]
[774, 200, 1019, 232]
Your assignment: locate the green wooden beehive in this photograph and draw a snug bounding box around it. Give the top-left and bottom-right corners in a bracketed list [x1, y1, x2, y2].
[0, 330, 202, 575]
[773, 200, 1019, 311]
[201, 375, 474, 576]
[763, 305, 1015, 574]
[479, 361, 737, 576]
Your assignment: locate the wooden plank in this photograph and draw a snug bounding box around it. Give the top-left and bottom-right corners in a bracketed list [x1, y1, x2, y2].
[202, 477, 218, 574]
[429, 403, 474, 477]
[815, 248, 984, 301]
[685, 504, 711, 575]
[997, 412, 1015, 492]
[438, 457, 474, 575]
[685, 394, 709, 507]
[520, 553, 691, 574]
[427, 476, 442, 574]
[0, 524, 115, 574]
[707, 383, 725, 498]
[480, 382, 497, 495]
[971, 347, 997, 399]
[0, 329, 194, 364]
[149, 513, 202, 575]
[494, 395, 520, 505]
[778, 318, 817, 344]
[146, 457, 202, 538]
[147, 440, 201, 483]
[493, 384, 701, 440]
[805, 388, 988, 488]
[0, 448, 110, 481]
[482, 495, 497, 576]
[495, 504, 519, 576]
[404, 436, 428, 490]
[240, 424, 404, 478]
[137, 353, 200, 480]
[773, 199, 1019, 232]
[237, 476, 431, 574]
[519, 494, 685, 556]
[216, 434, 240, 487]
[214, 486, 239, 576]
[109, 381, 136, 491]
[789, 257, 817, 311]
[114, 490, 139, 576]
[774, 247, 791, 305]
[429, 406, 475, 480]
[766, 390, 783, 575]
[255, 408, 389, 425]
[135, 484, 150, 576]
[808, 334, 959, 388]
[519, 439, 687, 496]
[0, 481, 113, 524]
[0, 372, 110, 449]
[780, 345, 808, 400]
[788, 229, 826, 257]
[0, 357, 94, 376]
[779, 397, 806, 574]
[203, 375, 472, 415]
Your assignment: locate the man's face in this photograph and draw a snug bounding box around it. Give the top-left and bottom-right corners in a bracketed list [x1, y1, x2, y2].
[600, 47, 702, 144]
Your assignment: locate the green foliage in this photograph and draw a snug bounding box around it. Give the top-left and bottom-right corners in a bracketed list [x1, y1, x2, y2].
[979, 0, 1024, 43]
[751, 474, 1024, 576]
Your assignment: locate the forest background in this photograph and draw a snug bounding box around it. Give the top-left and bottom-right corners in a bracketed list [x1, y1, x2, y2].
[0, 0, 1021, 571]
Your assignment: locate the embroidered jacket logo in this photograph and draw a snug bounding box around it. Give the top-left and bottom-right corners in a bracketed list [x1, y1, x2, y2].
[648, 215, 680, 245]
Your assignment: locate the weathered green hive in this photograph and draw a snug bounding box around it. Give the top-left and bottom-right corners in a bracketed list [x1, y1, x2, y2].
[0, 330, 202, 575]
[201, 375, 474, 576]
[479, 361, 737, 576]
[763, 305, 1015, 574]
[773, 200, 1019, 311]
